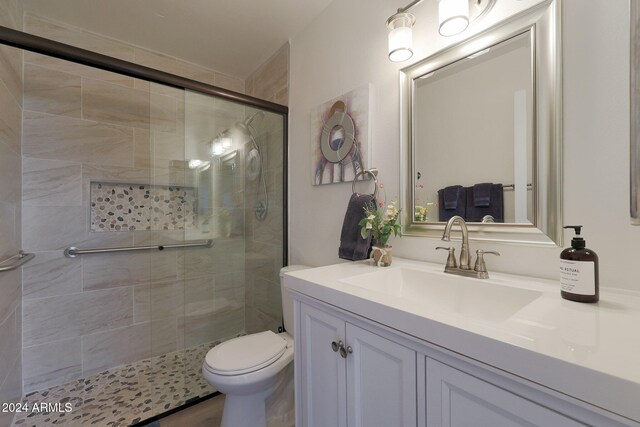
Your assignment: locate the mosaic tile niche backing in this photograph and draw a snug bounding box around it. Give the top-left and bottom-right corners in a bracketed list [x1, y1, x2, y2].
[90, 182, 197, 232]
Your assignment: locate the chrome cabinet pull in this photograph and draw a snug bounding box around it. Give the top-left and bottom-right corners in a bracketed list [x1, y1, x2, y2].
[331, 340, 343, 352]
[339, 345, 353, 358]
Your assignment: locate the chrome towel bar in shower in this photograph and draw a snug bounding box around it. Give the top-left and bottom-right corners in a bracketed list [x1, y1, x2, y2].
[0, 251, 35, 272]
[64, 239, 214, 258]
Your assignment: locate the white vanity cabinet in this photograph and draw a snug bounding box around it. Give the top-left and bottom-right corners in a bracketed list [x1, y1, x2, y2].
[297, 301, 417, 427]
[293, 294, 637, 427]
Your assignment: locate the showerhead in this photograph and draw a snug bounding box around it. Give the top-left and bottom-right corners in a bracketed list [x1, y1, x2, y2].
[233, 111, 265, 139]
[243, 111, 265, 127]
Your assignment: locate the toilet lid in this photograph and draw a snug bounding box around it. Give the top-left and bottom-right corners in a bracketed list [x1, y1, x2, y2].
[205, 331, 287, 375]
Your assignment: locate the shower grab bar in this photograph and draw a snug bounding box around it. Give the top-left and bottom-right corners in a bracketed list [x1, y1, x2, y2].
[64, 239, 214, 258]
[0, 251, 35, 272]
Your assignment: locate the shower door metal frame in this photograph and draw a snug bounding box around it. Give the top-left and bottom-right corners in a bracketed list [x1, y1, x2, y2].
[0, 23, 289, 267]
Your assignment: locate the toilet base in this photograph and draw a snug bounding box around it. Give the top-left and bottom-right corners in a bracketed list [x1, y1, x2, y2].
[220, 386, 274, 427]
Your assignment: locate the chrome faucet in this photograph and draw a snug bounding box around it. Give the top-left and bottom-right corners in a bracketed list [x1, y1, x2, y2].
[441, 216, 471, 270]
[437, 216, 500, 279]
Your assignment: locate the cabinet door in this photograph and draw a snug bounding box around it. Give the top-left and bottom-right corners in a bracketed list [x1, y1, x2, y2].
[299, 303, 347, 427]
[346, 323, 417, 427]
[426, 358, 586, 427]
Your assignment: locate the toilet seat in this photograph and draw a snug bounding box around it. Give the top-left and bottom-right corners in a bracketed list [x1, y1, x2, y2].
[205, 331, 288, 376]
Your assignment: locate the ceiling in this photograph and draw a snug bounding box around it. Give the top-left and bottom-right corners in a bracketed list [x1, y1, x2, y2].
[21, 0, 333, 78]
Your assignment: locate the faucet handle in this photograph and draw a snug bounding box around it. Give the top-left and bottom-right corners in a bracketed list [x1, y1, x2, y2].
[436, 246, 457, 269]
[474, 250, 500, 273]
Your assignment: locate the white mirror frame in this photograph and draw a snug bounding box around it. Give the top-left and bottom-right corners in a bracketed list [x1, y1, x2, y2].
[400, 0, 562, 246]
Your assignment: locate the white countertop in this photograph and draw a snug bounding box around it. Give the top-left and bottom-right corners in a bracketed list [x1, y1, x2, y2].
[284, 258, 640, 423]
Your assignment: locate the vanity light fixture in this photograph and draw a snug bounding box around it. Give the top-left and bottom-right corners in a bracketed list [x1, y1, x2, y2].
[438, 0, 469, 36]
[387, 11, 417, 62]
[386, 0, 495, 62]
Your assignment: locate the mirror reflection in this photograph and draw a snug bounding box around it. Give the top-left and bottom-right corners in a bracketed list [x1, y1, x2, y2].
[413, 32, 534, 225]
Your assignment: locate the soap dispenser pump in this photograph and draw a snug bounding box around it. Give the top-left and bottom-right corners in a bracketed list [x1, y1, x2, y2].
[560, 225, 599, 303]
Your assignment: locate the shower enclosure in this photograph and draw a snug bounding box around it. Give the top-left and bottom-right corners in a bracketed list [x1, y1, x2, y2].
[0, 17, 286, 427]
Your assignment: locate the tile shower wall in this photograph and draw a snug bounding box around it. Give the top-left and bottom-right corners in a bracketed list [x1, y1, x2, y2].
[0, 1, 22, 425]
[244, 45, 289, 334]
[21, 13, 246, 394]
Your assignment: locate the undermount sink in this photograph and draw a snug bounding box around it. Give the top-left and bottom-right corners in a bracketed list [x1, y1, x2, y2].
[340, 267, 543, 323]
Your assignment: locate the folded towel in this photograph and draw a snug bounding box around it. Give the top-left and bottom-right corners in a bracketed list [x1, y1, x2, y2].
[438, 186, 466, 222]
[473, 182, 492, 207]
[338, 193, 375, 261]
[466, 183, 504, 222]
[443, 185, 462, 209]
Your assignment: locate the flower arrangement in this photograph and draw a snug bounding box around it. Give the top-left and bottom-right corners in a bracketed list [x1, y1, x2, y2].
[358, 182, 402, 247]
[414, 183, 435, 222]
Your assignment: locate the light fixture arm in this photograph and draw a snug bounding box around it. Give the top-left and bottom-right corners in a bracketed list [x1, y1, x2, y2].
[396, 0, 426, 14]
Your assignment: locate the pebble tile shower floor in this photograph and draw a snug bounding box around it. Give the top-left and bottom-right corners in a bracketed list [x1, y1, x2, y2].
[12, 341, 220, 427]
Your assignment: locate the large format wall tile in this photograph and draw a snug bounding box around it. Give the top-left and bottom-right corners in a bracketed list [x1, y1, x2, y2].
[25, 13, 135, 63]
[184, 276, 215, 316]
[0, 78, 21, 154]
[23, 111, 134, 167]
[0, 202, 18, 260]
[0, 45, 22, 108]
[246, 43, 289, 105]
[24, 63, 81, 117]
[22, 205, 133, 251]
[23, 287, 133, 347]
[178, 307, 244, 348]
[0, 140, 20, 204]
[83, 250, 176, 291]
[0, 268, 20, 324]
[22, 251, 82, 300]
[133, 49, 215, 87]
[151, 317, 179, 356]
[81, 324, 151, 376]
[83, 79, 151, 129]
[0, 311, 19, 390]
[22, 158, 82, 207]
[24, 51, 134, 88]
[22, 338, 82, 393]
[0, 357, 21, 426]
[132, 280, 185, 323]
[214, 73, 245, 93]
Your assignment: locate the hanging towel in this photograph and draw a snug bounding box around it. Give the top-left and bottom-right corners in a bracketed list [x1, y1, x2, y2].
[438, 185, 466, 222]
[472, 182, 492, 207]
[466, 183, 504, 222]
[338, 193, 375, 261]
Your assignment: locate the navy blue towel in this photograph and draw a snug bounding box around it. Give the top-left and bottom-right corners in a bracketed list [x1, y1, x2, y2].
[438, 185, 466, 222]
[339, 193, 375, 261]
[466, 183, 504, 222]
[473, 182, 492, 207]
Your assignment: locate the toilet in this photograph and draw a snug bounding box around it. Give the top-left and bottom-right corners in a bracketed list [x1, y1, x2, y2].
[202, 265, 309, 427]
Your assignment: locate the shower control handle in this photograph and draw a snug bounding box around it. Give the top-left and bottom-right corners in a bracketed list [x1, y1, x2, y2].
[331, 340, 343, 353]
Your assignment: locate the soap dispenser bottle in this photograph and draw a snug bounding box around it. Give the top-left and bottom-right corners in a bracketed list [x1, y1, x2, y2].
[560, 225, 599, 303]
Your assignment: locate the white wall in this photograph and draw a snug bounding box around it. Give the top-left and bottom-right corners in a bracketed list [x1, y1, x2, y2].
[289, 0, 639, 291]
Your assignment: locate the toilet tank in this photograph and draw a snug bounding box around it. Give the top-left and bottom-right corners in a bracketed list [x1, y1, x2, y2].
[280, 265, 310, 336]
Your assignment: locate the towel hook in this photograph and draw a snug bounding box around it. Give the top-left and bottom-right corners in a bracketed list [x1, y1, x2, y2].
[352, 168, 378, 198]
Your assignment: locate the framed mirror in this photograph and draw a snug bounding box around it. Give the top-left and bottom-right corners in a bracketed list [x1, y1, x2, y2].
[400, 0, 562, 246]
